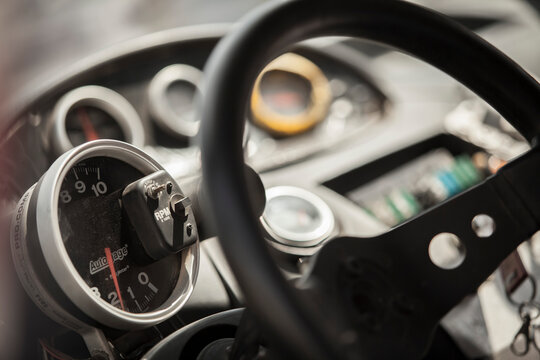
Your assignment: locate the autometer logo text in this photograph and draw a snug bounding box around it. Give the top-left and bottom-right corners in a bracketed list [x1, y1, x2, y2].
[89, 245, 128, 275]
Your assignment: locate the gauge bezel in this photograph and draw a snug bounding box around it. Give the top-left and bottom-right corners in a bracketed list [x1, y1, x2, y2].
[261, 186, 335, 247]
[48, 86, 146, 157]
[148, 64, 203, 138]
[34, 140, 198, 330]
[11, 185, 96, 332]
[250, 53, 332, 136]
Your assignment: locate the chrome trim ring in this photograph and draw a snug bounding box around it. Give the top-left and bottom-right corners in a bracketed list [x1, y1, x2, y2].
[261, 186, 335, 247]
[148, 64, 203, 138]
[48, 86, 146, 157]
[11, 185, 92, 332]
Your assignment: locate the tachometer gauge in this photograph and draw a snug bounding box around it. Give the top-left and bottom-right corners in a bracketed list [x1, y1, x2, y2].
[262, 186, 335, 248]
[47, 86, 145, 158]
[11, 140, 198, 330]
[251, 53, 331, 136]
[148, 64, 203, 138]
[60, 158, 182, 314]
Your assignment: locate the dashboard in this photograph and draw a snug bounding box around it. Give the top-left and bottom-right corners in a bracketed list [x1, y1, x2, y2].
[1, 28, 386, 192]
[2, 1, 540, 359]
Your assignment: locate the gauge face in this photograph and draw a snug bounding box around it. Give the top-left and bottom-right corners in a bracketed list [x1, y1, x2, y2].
[165, 80, 197, 120]
[265, 195, 322, 236]
[259, 70, 312, 116]
[57, 157, 181, 313]
[65, 106, 126, 146]
[148, 64, 203, 138]
[48, 86, 145, 158]
[262, 186, 335, 247]
[251, 53, 331, 136]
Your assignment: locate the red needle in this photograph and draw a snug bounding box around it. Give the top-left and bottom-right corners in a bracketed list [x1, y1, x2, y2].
[105, 247, 125, 311]
[78, 108, 100, 141]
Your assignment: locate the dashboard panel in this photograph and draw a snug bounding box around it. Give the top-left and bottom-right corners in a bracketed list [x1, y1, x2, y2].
[9, 32, 386, 182]
[0, 32, 382, 198]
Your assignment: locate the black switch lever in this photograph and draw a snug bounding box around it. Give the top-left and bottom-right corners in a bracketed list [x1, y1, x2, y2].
[122, 170, 198, 261]
[170, 194, 192, 222]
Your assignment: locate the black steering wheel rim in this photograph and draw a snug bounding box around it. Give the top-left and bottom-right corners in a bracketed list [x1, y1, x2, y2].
[200, 1, 540, 359]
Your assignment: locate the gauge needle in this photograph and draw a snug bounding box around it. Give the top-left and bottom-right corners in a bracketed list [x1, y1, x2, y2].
[105, 247, 125, 311]
[78, 108, 100, 141]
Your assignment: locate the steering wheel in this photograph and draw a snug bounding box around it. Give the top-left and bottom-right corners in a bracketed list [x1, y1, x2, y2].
[200, 1, 540, 359]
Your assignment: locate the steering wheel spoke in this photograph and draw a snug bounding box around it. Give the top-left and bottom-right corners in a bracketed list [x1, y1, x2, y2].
[307, 148, 540, 358]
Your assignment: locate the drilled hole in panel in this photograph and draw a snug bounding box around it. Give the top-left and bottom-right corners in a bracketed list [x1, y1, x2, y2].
[471, 214, 495, 238]
[429, 232, 466, 269]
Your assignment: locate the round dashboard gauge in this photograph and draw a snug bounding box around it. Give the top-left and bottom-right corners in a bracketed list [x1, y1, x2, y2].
[11, 140, 198, 330]
[148, 64, 203, 138]
[47, 85, 145, 158]
[250, 53, 332, 136]
[261, 186, 335, 247]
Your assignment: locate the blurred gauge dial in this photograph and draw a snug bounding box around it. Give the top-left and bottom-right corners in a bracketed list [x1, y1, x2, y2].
[148, 64, 203, 138]
[262, 186, 335, 247]
[251, 53, 331, 136]
[47, 85, 145, 158]
[65, 106, 125, 145]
